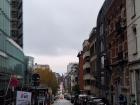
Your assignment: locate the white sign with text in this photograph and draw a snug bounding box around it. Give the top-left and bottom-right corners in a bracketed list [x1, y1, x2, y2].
[16, 91, 32, 105]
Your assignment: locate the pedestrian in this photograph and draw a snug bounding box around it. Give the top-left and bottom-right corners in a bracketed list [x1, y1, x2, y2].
[47, 92, 51, 105]
[119, 94, 127, 105]
[102, 97, 110, 105]
[74, 94, 79, 105]
[45, 89, 49, 105]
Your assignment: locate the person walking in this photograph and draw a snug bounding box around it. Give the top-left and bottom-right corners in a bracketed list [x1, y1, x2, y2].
[47, 92, 51, 105]
[45, 89, 51, 105]
[119, 94, 127, 105]
[74, 94, 79, 105]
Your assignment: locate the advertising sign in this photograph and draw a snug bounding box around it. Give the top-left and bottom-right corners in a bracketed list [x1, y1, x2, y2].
[16, 91, 32, 105]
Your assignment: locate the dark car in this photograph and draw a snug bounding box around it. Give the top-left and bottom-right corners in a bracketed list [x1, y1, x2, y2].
[87, 96, 106, 105]
[77, 94, 88, 105]
[71, 95, 75, 103]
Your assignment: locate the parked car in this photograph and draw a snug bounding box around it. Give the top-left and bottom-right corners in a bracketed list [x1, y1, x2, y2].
[93, 98, 104, 105]
[71, 95, 75, 103]
[65, 94, 71, 100]
[73, 94, 79, 105]
[87, 96, 97, 105]
[54, 95, 58, 100]
[77, 94, 88, 105]
[87, 96, 106, 105]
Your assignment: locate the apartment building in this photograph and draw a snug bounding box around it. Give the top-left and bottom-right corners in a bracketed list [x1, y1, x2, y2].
[83, 40, 95, 94]
[105, 0, 129, 104]
[65, 63, 79, 94]
[126, 0, 140, 104]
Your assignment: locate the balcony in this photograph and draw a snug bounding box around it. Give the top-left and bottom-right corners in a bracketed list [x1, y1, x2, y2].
[83, 62, 90, 70]
[83, 40, 89, 48]
[83, 51, 90, 59]
[116, 19, 126, 35]
[84, 85, 92, 90]
[117, 52, 128, 63]
[83, 74, 91, 80]
[84, 74, 96, 81]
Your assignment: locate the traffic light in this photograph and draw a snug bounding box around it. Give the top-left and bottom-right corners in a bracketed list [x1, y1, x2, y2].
[32, 73, 40, 86]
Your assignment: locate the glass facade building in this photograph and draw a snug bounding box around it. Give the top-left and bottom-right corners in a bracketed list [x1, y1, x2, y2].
[25, 56, 34, 86]
[11, 0, 23, 47]
[0, 0, 25, 93]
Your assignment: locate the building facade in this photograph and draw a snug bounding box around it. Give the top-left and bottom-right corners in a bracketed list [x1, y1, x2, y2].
[77, 51, 84, 91]
[70, 63, 79, 93]
[11, 0, 23, 47]
[64, 72, 71, 93]
[34, 63, 50, 70]
[96, 0, 113, 99]
[126, 0, 140, 104]
[55, 73, 61, 85]
[0, 0, 25, 96]
[89, 28, 99, 96]
[25, 56, 34, 87]
[65, 63, 79, 94]
[83, 40, 95, 94]
[105, 0, 129, 104]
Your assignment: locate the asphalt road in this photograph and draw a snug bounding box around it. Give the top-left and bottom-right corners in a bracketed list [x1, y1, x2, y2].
[53, 99, 73, 105]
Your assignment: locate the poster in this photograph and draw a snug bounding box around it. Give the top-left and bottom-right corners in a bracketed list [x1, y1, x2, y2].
[16, 91, 32, 105]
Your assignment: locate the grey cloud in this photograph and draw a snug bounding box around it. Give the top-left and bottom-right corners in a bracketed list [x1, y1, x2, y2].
[23, 0, 104, 56]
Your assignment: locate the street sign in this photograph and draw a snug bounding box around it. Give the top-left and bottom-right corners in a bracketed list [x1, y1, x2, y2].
[16, 91, 32, 105]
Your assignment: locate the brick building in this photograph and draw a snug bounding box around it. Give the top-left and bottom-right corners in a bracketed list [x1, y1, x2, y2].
[105, 0, 129, 104]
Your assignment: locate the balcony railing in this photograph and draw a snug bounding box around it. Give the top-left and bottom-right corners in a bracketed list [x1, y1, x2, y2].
[84, 85, 92, 90]
[83, 74, 91, 80]
[83, 62, 90, 70]
[83, 51, 90, 59]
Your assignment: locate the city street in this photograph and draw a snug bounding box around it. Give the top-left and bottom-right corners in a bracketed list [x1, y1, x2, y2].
[53, 99, 73, 105]
[0, 0, 140, 105]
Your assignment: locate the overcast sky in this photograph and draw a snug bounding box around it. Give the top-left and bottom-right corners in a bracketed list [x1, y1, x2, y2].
[23, 0, 104, 74]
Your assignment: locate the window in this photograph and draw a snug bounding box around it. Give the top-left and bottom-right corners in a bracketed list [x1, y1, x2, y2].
[12, 21, 17, 28]
[136, 70, 140, 81]
[90, 43, 96, 57]
[131, 0, 136, 18]
[132, 24, 137, 55]
[101, 56, 104, 69]
[85, 80, 90, 86]
[101, 42, 104, 52]
[101, 77, 104, 85]
[0, 12, 3, 30]
[85, 56, 90, 62]
[100, 24, 103, 36]
[12, 11, 17, 18]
